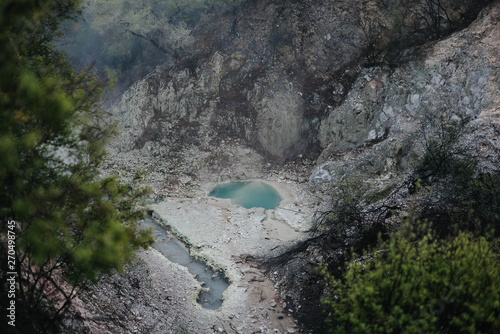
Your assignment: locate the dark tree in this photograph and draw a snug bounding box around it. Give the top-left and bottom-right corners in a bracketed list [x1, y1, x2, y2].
[0, 1, 153, 332]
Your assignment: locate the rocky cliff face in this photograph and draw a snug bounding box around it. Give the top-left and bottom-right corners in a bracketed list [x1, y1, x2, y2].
[108, 0, 497, 188]
[108, 0, 372, 164]
[316, 0, 499, 182]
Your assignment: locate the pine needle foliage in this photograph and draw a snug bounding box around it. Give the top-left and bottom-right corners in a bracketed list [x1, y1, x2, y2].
[0, 1, 153, 331]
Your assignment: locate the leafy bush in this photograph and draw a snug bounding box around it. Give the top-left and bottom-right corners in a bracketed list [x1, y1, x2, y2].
[319, 177, 369, 234]
[415, 116, 500, 237]
[314, 175, 397, 254]
[321, 223, 500, 334]
[416, 116, 471, 181]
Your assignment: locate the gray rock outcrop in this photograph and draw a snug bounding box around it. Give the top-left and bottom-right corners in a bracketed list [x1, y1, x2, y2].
[109, 0, 498, 180]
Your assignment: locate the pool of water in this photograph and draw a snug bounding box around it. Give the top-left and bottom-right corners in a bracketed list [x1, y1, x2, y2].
[140, 215, 229, 310]
[209, 181, 282, 210]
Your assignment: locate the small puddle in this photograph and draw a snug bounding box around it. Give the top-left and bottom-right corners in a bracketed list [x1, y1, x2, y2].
[140, 215, 229, 310]
[209, 181, 282, 210]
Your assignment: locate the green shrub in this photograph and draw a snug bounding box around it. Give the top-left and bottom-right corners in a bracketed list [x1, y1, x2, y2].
[321, 223, 500, 334]
[322, 177, 369, 234]
[415, 116, 500, 237]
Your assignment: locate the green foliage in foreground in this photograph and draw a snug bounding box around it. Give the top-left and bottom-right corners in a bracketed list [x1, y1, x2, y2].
[320, 223, 500, 334]
[0, 0, 153, 329]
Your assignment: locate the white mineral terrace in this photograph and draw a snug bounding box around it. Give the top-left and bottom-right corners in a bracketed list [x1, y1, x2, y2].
[147, 179, 315, 327]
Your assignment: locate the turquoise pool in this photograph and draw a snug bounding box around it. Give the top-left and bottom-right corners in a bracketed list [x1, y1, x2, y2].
[209, 181, 282, 210]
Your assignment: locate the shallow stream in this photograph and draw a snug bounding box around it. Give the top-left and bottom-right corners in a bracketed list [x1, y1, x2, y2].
[140, 215, 229, 310]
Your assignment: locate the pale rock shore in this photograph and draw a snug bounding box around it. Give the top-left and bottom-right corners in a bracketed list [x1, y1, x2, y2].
[67, 169, 324, 334]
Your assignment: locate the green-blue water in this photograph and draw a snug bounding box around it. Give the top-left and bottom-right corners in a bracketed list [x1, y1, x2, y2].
[140, 216, 228, 309]
[209, 181, 282, 210]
